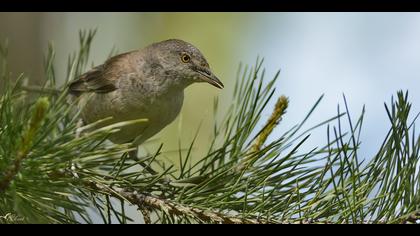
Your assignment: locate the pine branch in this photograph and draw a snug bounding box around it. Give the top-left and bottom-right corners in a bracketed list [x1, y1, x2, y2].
[85, 179, 277, 224]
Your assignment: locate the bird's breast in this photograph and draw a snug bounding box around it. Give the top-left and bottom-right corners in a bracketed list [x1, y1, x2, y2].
[122, 84, 184, 121]
[79, 78, 185, 144]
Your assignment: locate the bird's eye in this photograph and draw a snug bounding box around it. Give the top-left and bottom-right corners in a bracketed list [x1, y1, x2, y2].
[181, 54, 191, 63]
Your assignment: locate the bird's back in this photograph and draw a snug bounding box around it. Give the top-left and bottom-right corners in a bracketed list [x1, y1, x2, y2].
[69, 51, 137, 96]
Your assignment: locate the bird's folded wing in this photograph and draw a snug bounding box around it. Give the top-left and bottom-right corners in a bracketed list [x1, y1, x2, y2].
[68, 52, 133, 96]
[68, 65, 116, 95]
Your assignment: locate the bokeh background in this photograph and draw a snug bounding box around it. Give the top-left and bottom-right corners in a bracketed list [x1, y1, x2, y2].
[1, 12, 420, 222]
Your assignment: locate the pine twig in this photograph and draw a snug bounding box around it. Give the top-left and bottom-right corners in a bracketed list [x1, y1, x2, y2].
[86, 180, 277, 224]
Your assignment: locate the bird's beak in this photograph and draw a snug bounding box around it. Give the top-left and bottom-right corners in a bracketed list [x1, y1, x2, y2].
[196, 69, 224, 89]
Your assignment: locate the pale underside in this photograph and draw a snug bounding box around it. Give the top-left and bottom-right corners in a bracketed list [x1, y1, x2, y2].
[77, 86, 184, 145]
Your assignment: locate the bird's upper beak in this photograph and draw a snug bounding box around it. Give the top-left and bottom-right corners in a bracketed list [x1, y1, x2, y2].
[195, 68, 224, 89]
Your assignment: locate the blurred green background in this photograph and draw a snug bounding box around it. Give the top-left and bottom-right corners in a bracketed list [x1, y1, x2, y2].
[0, 12, 257, 162]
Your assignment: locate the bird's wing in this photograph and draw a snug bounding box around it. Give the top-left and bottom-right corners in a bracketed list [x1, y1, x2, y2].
[68, 52, 133, 96]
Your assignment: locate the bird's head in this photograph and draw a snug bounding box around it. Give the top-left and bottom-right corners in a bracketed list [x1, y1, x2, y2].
[147, 39, 224, 89]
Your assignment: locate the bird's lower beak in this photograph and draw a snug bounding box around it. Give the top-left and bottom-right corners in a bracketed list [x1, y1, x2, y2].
[196, 69, 224, 89]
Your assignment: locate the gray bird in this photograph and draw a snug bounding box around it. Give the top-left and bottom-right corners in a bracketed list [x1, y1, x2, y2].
[69, 39, 223, 147]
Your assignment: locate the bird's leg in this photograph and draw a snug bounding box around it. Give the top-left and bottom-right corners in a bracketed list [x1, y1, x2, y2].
[128, 148, 158, 175]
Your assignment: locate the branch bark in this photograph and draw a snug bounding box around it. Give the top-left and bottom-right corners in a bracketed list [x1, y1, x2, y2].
[86, 180, 276, 224]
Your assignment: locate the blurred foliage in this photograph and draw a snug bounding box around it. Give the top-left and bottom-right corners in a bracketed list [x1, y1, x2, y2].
[0, 12, 255, 165]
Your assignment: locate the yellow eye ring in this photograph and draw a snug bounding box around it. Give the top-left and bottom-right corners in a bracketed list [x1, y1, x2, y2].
[181, 54, 191, 63]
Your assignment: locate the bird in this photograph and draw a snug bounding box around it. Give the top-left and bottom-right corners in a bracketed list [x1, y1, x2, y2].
[68, 39, 223, 148]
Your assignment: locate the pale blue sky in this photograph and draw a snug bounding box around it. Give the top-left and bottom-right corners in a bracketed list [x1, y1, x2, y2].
[244, 13, 420, 158]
